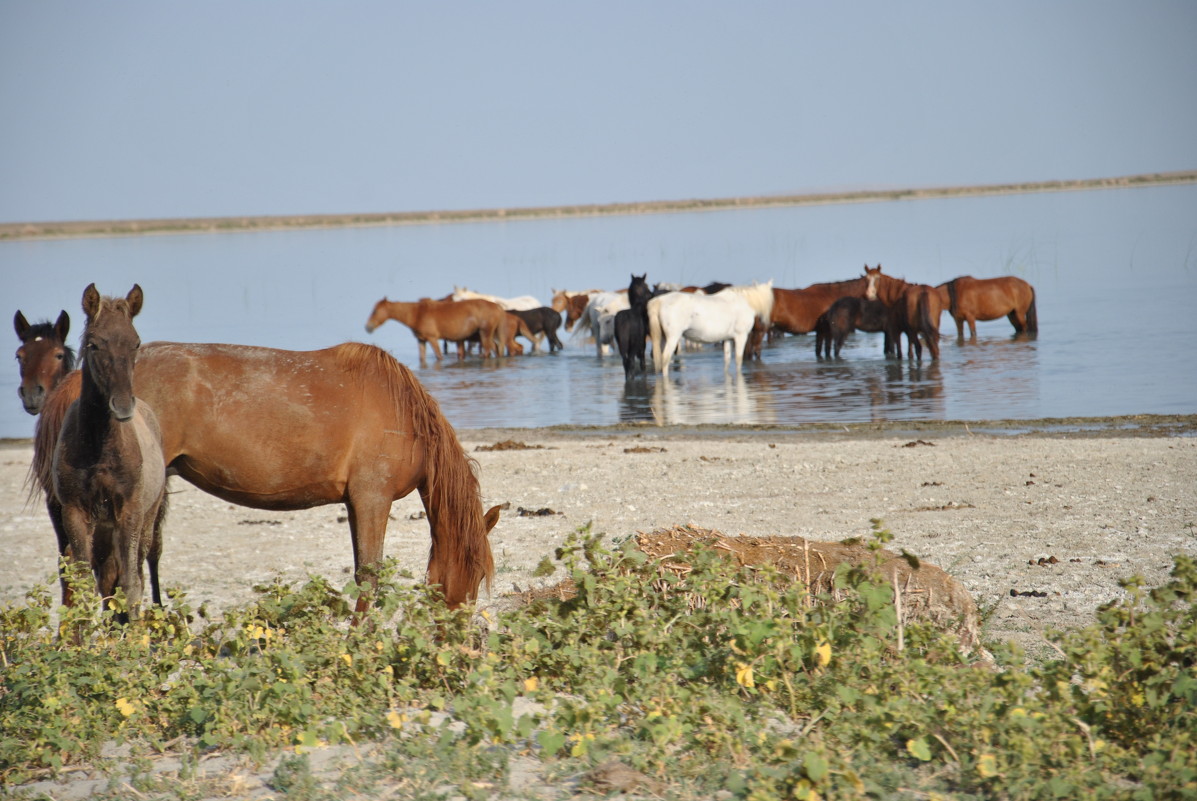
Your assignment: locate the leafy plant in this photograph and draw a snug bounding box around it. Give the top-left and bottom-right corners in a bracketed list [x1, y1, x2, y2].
[2, 537, 1194, 800]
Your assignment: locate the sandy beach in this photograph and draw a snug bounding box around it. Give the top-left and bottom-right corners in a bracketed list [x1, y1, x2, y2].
[3, 419, 1194, 658]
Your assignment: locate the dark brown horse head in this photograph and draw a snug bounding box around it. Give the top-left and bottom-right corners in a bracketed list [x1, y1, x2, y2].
[80, 283, 144, 422]
[14, 309, 74, 415]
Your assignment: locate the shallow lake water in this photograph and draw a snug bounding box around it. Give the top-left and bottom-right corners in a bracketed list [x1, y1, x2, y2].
[3, 184, 1195, 436]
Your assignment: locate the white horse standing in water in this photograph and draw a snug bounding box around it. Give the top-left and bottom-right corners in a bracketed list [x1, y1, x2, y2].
[451, 286, 542, 311]
[649, 281, 773, 376]
[573, 291, 629, 356]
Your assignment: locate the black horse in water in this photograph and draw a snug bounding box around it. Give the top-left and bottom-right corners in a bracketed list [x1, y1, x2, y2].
[614, 274, 653, 379]
[511, 306, 564, 353]
[814, 296, 890, 358]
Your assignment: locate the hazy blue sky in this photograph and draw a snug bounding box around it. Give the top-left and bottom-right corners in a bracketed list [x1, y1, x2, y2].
[2, 1, 1195, 223]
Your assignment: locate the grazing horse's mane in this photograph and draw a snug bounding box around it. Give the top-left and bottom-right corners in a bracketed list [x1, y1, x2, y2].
[19, 320, 76, 372]
[331, 342, 493, 596]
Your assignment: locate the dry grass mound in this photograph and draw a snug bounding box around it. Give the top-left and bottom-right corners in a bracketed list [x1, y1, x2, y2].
[516, 524, 986, 658]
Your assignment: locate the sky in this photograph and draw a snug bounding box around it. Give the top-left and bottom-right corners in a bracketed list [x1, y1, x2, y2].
[1, 1, 1195, 224]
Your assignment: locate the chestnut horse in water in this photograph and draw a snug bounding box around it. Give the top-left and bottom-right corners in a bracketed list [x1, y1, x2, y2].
[36, 340, 498, 610]
[53, 285, 166, 620]
[939, 275, 1038, 338]
[365, 297, 509, 362]
[865, 265, 945, 360]
[14, 309, 75, 415]
[770, 272, 874, 336]
[554, 291, 599, 333]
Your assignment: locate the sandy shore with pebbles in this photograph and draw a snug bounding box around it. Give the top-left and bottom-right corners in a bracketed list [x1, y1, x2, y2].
[2, 418, 1195, 657]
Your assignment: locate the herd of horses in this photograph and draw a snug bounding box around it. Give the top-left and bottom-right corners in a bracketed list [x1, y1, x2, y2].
[12, 268, 1035, 622]
[364, 268, 1037, 379]
[15, 285, 499, 622]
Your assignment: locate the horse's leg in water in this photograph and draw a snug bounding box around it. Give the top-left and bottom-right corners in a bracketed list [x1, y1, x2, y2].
[732, 333, 748, 374]
[428, 336, 445, 361]
[660, 333, 683, 376]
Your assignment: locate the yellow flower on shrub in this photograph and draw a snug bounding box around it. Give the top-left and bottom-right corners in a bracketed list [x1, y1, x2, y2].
[735, 662, 755, 688]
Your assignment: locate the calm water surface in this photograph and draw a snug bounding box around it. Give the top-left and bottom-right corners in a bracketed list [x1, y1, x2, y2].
[3, 185, 1195, 436]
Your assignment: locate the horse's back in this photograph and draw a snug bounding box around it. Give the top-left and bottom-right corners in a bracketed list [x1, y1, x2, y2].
[771, 284, 840, 334]
[659, 291, 754, 341]
[948, 275, 1033, 317]
[134, 342, 424, 508]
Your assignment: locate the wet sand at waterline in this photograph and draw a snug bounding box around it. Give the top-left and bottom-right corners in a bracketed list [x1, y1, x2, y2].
[3, 416, 1194, 658]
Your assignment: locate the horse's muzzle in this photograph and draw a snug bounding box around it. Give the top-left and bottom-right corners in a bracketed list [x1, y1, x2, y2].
[110, 397, 136, 422]
[19, 386, 44, 415]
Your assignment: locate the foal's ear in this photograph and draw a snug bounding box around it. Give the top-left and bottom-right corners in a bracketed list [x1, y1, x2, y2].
[126, 284, 144, 318]
[483, 504, 502, 535]
[13, 310, 29, 338]
[54, 310, 70, 340]
[82, 283, 101, 319]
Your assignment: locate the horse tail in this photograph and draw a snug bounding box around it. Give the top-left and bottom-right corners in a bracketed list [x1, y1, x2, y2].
[918, 289, 940, 358]
[647, 297, 664, 370]
[1025, 287, 1038, 333]
[348, 344, 494, 606]
[944, 279, 959, 317]
[28, 369, 81, 505]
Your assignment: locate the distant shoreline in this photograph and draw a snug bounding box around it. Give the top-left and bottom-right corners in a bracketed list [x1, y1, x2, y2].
[3, 169, 1194, 242]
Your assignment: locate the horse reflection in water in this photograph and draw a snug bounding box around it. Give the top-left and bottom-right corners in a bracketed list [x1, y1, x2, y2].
[861, 362, 946, 422]
[644, 375, 755, 426]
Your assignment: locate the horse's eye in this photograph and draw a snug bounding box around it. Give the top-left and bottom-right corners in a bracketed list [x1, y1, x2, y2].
[56, 352, 65, 360]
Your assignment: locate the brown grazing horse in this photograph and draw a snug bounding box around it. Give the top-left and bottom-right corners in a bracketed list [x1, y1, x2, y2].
[365, 298, 508, 362]
[938, 275, 1038, 338]
[770, 272, 873, 336]
[53, 285, 166, 620]
[865, 265, 945, 360]
[14, 309, 75, 415]
[35, 340, 499, 611]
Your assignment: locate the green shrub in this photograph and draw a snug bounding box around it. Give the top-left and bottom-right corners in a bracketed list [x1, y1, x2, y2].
[2, 538, 1194, 800]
